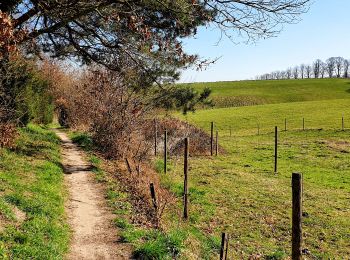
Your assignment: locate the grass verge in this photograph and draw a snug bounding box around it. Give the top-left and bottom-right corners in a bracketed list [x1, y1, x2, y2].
[0, 124, 69, 259]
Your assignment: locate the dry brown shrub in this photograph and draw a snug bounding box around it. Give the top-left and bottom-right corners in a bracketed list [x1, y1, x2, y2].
[104, 158, 176, 229]
[144, 117, 226, 157]
[52, 64, 220, 159]
[37, 59, 80, 127]
[0, 123, 17, 148]
[53, 67, 152, 161]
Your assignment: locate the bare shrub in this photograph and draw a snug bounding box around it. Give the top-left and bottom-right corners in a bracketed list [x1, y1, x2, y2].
[54, 67, 151, 162]
[144, 117, 226, 157]
[104, 159, 176, 229]
[0, 123, 17, 148]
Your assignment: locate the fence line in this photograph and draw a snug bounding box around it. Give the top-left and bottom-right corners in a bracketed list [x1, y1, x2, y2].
[148, 120, 341, 259]
[204, 116, 348, 138]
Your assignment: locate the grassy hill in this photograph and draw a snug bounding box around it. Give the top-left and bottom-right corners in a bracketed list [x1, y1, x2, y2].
[180, 78, 350, 107]
[160, 79, 350, 258]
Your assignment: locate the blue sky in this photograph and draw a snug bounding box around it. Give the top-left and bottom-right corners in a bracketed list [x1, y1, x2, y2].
[179, 1, 350, 83]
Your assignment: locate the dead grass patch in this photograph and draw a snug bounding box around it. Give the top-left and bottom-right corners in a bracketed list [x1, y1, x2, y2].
[326, 140, 350, 153]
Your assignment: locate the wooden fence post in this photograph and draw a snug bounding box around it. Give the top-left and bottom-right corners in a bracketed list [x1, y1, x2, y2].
[274, 126, 278, 173]
[292, 173, 302, 260]
[164, 130, 167, 173]
[154, 119, 157, 156]
[219, 232, 226, 260]
[183, 138, 189, 219]
[285, 118, 287, 131]
[216, 131, 219, 156]
[224, 234, 229, 259]
[150, 183, 157, 211]
[211, 122, 214, 156]
[342, 116, 344, 131]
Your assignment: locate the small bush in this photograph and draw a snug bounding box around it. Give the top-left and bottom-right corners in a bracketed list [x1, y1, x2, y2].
[114, 218, 132, 230]
[70, 132, 93, 150]
[120, 228, 146, 243]
[133, 230, 186, 259]
[265, 249, 287, 260]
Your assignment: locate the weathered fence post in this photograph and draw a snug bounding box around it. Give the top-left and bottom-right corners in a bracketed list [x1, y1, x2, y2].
[219, 232, 226, 260]
[150, 183, 157, 211]
[292, 173, 302, 260]
[164, 130, 167, 173]
[224, 234, 229, 259]
[274, 126, 278, 173]
[342, 116, 344, 131]
[183, 138, 189, 219]
[216, 131, 219, 156]
[154, 119, 157, 156]
[211, 122, 214, 156]
[285, 118, 287, 131]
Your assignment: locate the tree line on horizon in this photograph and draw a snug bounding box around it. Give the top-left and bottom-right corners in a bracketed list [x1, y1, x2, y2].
[256, 57, 350, 80]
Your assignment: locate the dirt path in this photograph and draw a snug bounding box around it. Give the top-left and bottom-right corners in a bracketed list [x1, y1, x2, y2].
[54, 130, 131, 260]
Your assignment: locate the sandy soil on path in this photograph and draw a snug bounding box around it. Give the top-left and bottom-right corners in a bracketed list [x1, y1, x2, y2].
[54, 130, 132, 260]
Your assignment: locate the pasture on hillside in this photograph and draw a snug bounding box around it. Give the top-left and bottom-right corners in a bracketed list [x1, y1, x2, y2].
[157, 81, 350, 258]
[180, 78, 350, 108]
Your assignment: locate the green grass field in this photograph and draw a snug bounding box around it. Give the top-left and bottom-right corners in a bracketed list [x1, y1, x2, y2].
[181, 98, 350, 136]
[181, 78, 350, 107]
[0, 124, 69, 259]
[157, 79, 350, 258]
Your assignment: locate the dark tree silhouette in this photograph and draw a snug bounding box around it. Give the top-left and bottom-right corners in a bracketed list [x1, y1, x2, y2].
[344, 59, 350, 78]
[305, 64, 312, 78]
[300, 64, 305, 79]
[257, 56, 349, 80]
[334, 57, 345, 78]
[313, 59, 322, 78]
[326, 57, 336, 78]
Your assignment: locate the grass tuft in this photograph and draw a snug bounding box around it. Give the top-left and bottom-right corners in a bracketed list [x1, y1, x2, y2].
[70, 132, 93, 150]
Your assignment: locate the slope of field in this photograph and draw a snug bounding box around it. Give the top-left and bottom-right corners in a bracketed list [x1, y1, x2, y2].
[161, 97, 350, 258]
[180, 78, 350, 107]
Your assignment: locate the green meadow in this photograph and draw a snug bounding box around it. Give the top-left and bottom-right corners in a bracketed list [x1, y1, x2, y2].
[159, 79, 350, 258]
[181, 78, 350, 107]
[181, 98, 350, 136]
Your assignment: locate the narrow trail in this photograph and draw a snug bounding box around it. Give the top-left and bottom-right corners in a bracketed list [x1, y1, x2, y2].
[54, 130, 131, 260]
